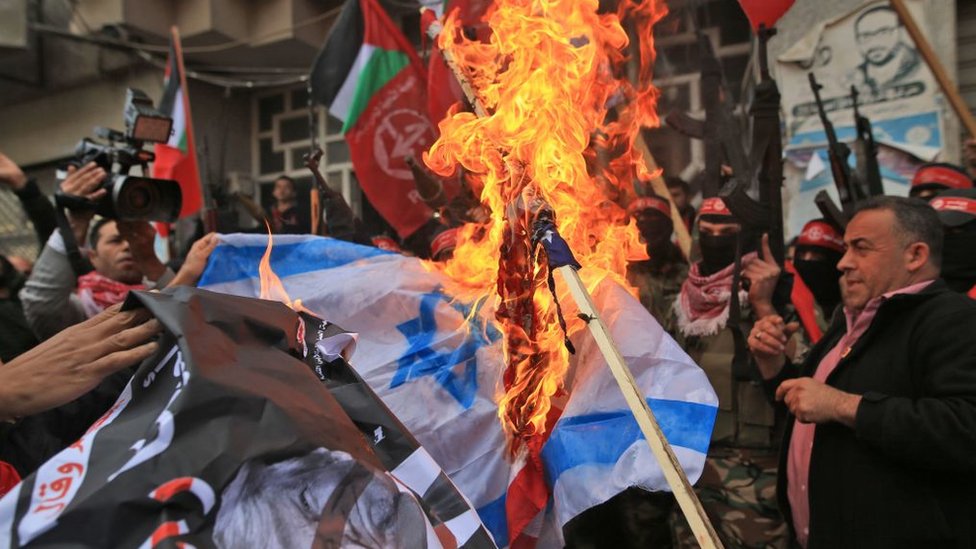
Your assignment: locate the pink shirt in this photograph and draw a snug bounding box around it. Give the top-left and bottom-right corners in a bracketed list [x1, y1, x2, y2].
[787, 279, 934, 547]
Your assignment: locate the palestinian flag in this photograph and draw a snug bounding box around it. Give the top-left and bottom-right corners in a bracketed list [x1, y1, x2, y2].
[310, 0, 441, 239]
[153, 27, 203, 218]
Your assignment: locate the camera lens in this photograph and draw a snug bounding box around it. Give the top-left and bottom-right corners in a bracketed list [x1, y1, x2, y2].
[111, 175, 182, 222]
[128, 186, 151, 210]
[118, 179, 158, 217]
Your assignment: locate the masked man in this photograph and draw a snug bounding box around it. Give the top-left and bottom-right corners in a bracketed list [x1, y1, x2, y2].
[908, 162, 973, 201]
[930, 188, 976, 296]
[626, 194, 688, 335]
[787, 220, 845, 346]
[671, 197, 789, 549]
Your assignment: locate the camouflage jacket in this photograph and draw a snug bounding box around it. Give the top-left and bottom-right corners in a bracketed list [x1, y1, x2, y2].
[627, 258, 688, 337]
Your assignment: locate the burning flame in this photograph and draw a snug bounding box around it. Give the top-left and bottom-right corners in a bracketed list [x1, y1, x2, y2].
[425, 0, 667, 450]
[258, 224, 314, 315]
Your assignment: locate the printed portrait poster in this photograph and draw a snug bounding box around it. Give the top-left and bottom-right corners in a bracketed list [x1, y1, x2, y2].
[0, 287, 493, 549]
[775, 0, 945, 237]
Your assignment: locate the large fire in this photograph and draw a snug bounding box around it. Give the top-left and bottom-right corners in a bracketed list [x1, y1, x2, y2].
[425, 0, 668, 450]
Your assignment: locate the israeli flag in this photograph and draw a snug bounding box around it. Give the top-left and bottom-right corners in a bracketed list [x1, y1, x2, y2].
[198, 234, 717, 547]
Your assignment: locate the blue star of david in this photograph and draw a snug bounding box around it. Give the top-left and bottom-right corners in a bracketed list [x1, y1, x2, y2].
[391, 290, 499, 409]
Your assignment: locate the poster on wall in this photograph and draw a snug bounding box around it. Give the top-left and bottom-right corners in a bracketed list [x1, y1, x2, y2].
[775, 0, 945, 236]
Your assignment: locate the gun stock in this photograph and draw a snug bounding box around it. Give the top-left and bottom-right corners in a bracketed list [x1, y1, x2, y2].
[664, 110, 704, 139]
[719, 178, 769, 229]
[814, 190, 848, 232]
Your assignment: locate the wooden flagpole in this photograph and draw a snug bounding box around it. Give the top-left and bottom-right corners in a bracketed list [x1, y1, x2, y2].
[633, 135, 694, 259]
[555, 264, 722, 549]
[889, 0, 976, 137]
[429, 18, 721, 549]
[169, 26, 215, 232]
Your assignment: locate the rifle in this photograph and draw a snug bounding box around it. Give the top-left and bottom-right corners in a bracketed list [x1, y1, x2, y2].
[851, 85, 883, 197]
[718, 25, 785, 265]
[303, 147, 371, 244]
[665, 33, 751, 195]
[716, 24, 792, 392]
[699, 31, 723, 199]
[808, 73, 867, 212]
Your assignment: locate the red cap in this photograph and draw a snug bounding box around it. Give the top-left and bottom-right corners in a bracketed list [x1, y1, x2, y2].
[430, 227, 459, 259]
[930, 196, 976, 215]
[627, 196, 671, 218]
[911, 164, 973, 191]
[371, 236, 401, 252]
[699, 197, 732, 218]
[796, 220, 845, 253]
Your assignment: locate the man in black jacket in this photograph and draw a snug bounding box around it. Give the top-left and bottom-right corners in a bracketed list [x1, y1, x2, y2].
[748, 196, 976, 549]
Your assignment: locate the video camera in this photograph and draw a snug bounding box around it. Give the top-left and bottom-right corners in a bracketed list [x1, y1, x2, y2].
[60, 88, 183, 222]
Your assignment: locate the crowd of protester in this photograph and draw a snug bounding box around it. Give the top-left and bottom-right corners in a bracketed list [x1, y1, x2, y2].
[1, 138, 976, 548]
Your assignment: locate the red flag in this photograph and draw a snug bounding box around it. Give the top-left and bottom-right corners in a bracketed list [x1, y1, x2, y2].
[786, 260, 823, 344]
[311, 0, 447, 239]
[153, 27, 203, 218]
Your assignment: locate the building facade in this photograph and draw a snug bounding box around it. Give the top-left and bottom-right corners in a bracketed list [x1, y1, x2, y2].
[0, 0, 970, 259]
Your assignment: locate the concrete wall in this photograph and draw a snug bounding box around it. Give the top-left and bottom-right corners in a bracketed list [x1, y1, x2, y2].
[0, 69, 163, 168]
[0, 66, 251, 197]
[771, 0, 960, 161]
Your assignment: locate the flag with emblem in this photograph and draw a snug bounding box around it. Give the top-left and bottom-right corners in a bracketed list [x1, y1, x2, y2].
[309, 0, 439, 239]
[152, 27, 203, 219]
[197, 234, 718, 547]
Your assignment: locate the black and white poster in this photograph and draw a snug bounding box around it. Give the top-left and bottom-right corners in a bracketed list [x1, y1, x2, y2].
[0, 287, 493, 548]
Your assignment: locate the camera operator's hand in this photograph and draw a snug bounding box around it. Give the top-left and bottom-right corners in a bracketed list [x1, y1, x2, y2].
[116, 221, 166, 282]
[743, 234, 781, 318]
[60, 162, 108, 245]
[0, 303, 161, 421]
[0, 152, 28, 191]
[169, 233, 219, 288]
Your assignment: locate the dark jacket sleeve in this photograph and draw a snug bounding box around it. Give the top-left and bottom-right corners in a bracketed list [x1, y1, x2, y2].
[322, 191, 371, 245]
[854, 305, 976, 474]
[14, 179, 57, 246]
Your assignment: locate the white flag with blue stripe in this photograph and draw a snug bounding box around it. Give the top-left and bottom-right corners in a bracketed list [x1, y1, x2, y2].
[197, 234, 717, 547]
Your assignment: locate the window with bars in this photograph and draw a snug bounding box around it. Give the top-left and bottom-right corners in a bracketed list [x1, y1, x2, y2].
[252, 86, 362, 218]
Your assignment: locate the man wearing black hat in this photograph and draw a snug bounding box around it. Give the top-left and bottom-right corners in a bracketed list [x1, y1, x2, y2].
[626, 194, 687, 335]
[785, 220, 846, 348]
[930, 188, 976, 297]
[750, 196, 976, 548]
[908, 162, 973, 201]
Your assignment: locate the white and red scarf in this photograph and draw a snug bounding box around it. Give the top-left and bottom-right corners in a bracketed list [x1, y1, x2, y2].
[76, 271, 145, 317]
[673, 252, 756, 337]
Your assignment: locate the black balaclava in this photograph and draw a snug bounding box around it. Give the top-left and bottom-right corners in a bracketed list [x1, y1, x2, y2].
[941, 221, 976, 293]
[699, 225, 759, 276]
[636, 213, 674, 260]
[793, 249, 843, 313]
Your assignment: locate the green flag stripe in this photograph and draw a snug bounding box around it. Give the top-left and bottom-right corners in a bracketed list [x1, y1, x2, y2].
[341, 47, 411, 134]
